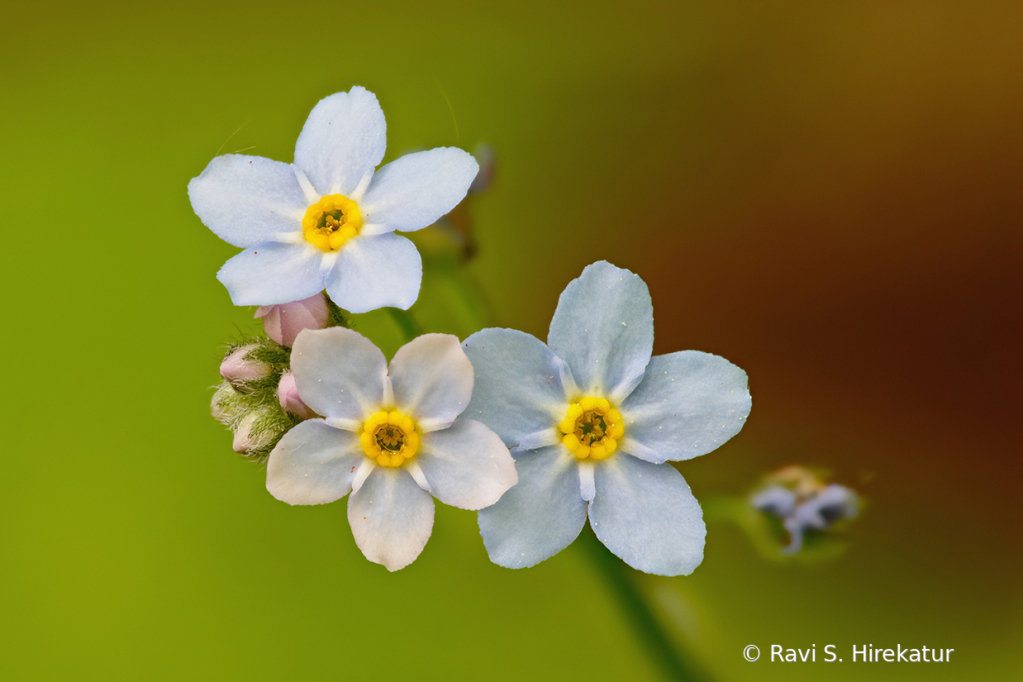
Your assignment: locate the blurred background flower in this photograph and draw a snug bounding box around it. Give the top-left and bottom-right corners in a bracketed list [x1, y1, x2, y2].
[2, 1, 1020, 681]
[749, 465, 861, 556]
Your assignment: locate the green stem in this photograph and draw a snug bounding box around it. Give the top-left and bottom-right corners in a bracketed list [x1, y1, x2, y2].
[578, 528, 714, 682]
[386, 307, 422, 343]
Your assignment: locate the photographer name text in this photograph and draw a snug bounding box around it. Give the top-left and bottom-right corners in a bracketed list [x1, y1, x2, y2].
[746, 644, 955, 663]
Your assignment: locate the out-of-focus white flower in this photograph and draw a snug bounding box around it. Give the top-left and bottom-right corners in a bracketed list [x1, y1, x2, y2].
[462, 261, 751, 576]
[265, 328, 517, 571]
[188, 86, 479, 314]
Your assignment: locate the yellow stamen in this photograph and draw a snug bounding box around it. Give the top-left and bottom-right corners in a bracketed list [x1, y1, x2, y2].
[556, 396, 625, 462]
[359, 409, 420, 468]
[302, 194, 363, 252]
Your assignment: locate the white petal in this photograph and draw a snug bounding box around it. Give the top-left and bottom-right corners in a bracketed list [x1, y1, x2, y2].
[547, 261, 654, 402]
[293, 86, 386, 197]
[216, 241, 324, 306]
[578, 462, 596, 502]
[347, 467, 435, 571]
[325, 233, 422, 314]
[589, 454, 706, 576]
[266, 420, 362, 505]
[405, 461, 431, 492]
[620, 351, 751, 463]
[418, 419, 517, 510]
[360, 148, 479, 232]
[188, 154, 307, 248]
[462, 329, 572, 448]
[513, 429, 560, 452]
[351, 459, 375, 494]
[389, 334, 473, 430]
[291, 328, 387, 422]
[477, 446, 586, 568]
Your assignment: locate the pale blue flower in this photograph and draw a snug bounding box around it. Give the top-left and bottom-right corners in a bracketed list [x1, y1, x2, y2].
[462, 261, 751, 576]
[751, 483, 859, 554]
[188, 86, 478, 313]
[266, 328, 517, 571]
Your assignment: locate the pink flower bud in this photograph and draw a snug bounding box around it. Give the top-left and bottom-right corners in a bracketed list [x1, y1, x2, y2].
[277, 371, 316, 420]
[255, 293, 330, 347]
[232, 409, 275, 454]
[220, 344, 270, 386]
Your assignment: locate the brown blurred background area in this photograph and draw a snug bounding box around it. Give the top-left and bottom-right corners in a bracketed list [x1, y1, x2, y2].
[1, 1, 1020, 680]
[467, 3, 1023, 675]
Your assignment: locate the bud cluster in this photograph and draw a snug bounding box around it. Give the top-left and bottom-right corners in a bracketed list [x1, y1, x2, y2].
[211, 337, 313, 461]
[209, 294, 344, 460]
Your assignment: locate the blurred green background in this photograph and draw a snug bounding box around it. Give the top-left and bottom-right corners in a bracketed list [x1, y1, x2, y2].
[2, 1, 1021, 680]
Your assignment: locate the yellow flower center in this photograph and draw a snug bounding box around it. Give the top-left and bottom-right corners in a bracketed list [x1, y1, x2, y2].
[360, 410, 420, 468]
[302, 194, 363, 252]
[557, 396, 624, 461]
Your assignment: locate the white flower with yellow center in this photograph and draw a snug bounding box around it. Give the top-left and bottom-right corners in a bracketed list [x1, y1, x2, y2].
[462, 261, 752, 576]
[187, 86, 479, 314]
[266, 327, 517, 571]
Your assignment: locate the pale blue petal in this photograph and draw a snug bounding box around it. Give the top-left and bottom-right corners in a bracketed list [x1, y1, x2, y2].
[389, 334, 474, 430]
[291, 328, 387, 422]
[789, 485, 859, 531]
[266, 420, 361, 505]
[325, 234, 422, 314]
[348, 467, 435, 571]
[620, 351, 751, 463]
[293, 86, 386, 197]
[188, 154, 307, 248]
[462, 328, 572, 449]
[750, 485, 797, 518]
[547, 261, 653, 402]
[216, 241, 324, 306]
[360, 148, 478, 232]
[478, 446, 586, 568]
[418, 419, 517, 510]
[589, 454, 706, 576]
[780, 485, 859, 555]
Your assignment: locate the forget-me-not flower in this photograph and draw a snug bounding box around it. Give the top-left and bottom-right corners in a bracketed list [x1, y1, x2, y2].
[266, 327, 517, 571]
[188, 86, 479, 313]
[462, 261, 751, 576]
[751, 467, 860, 554]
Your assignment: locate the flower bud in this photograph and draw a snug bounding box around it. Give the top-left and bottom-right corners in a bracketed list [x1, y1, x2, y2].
[211, 382, 247, 425]
[277, 371, 316, 420]
[220, 344, 270, 386]
[232, 408, 277, 454]
[255, 293, 330, 347]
